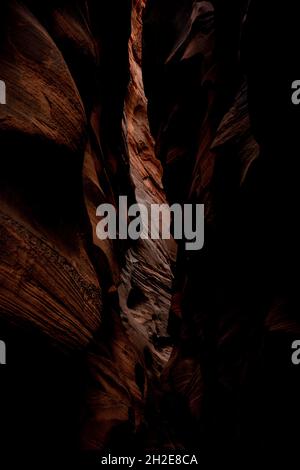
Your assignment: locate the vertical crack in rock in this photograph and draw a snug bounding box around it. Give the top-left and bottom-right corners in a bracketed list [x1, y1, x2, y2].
[120, 0, 176, 369]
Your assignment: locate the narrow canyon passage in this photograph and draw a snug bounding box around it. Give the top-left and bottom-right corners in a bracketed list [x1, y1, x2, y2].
[0, 0, 300, 467]
[120, 0, 175, 368]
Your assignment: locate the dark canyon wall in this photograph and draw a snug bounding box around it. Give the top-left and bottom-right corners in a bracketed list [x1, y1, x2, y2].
[143, 0, 300, 463]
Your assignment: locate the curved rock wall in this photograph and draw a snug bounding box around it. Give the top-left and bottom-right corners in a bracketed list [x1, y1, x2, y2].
[0, 0, 167, 464]
[143, 0, 300, 462]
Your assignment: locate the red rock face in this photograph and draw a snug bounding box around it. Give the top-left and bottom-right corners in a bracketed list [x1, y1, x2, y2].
[0, 0, 157, 464]
[1, 0, 300, 465]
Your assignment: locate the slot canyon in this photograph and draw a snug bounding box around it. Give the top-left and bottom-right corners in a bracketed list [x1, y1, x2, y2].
[0, 0, 300, 467]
